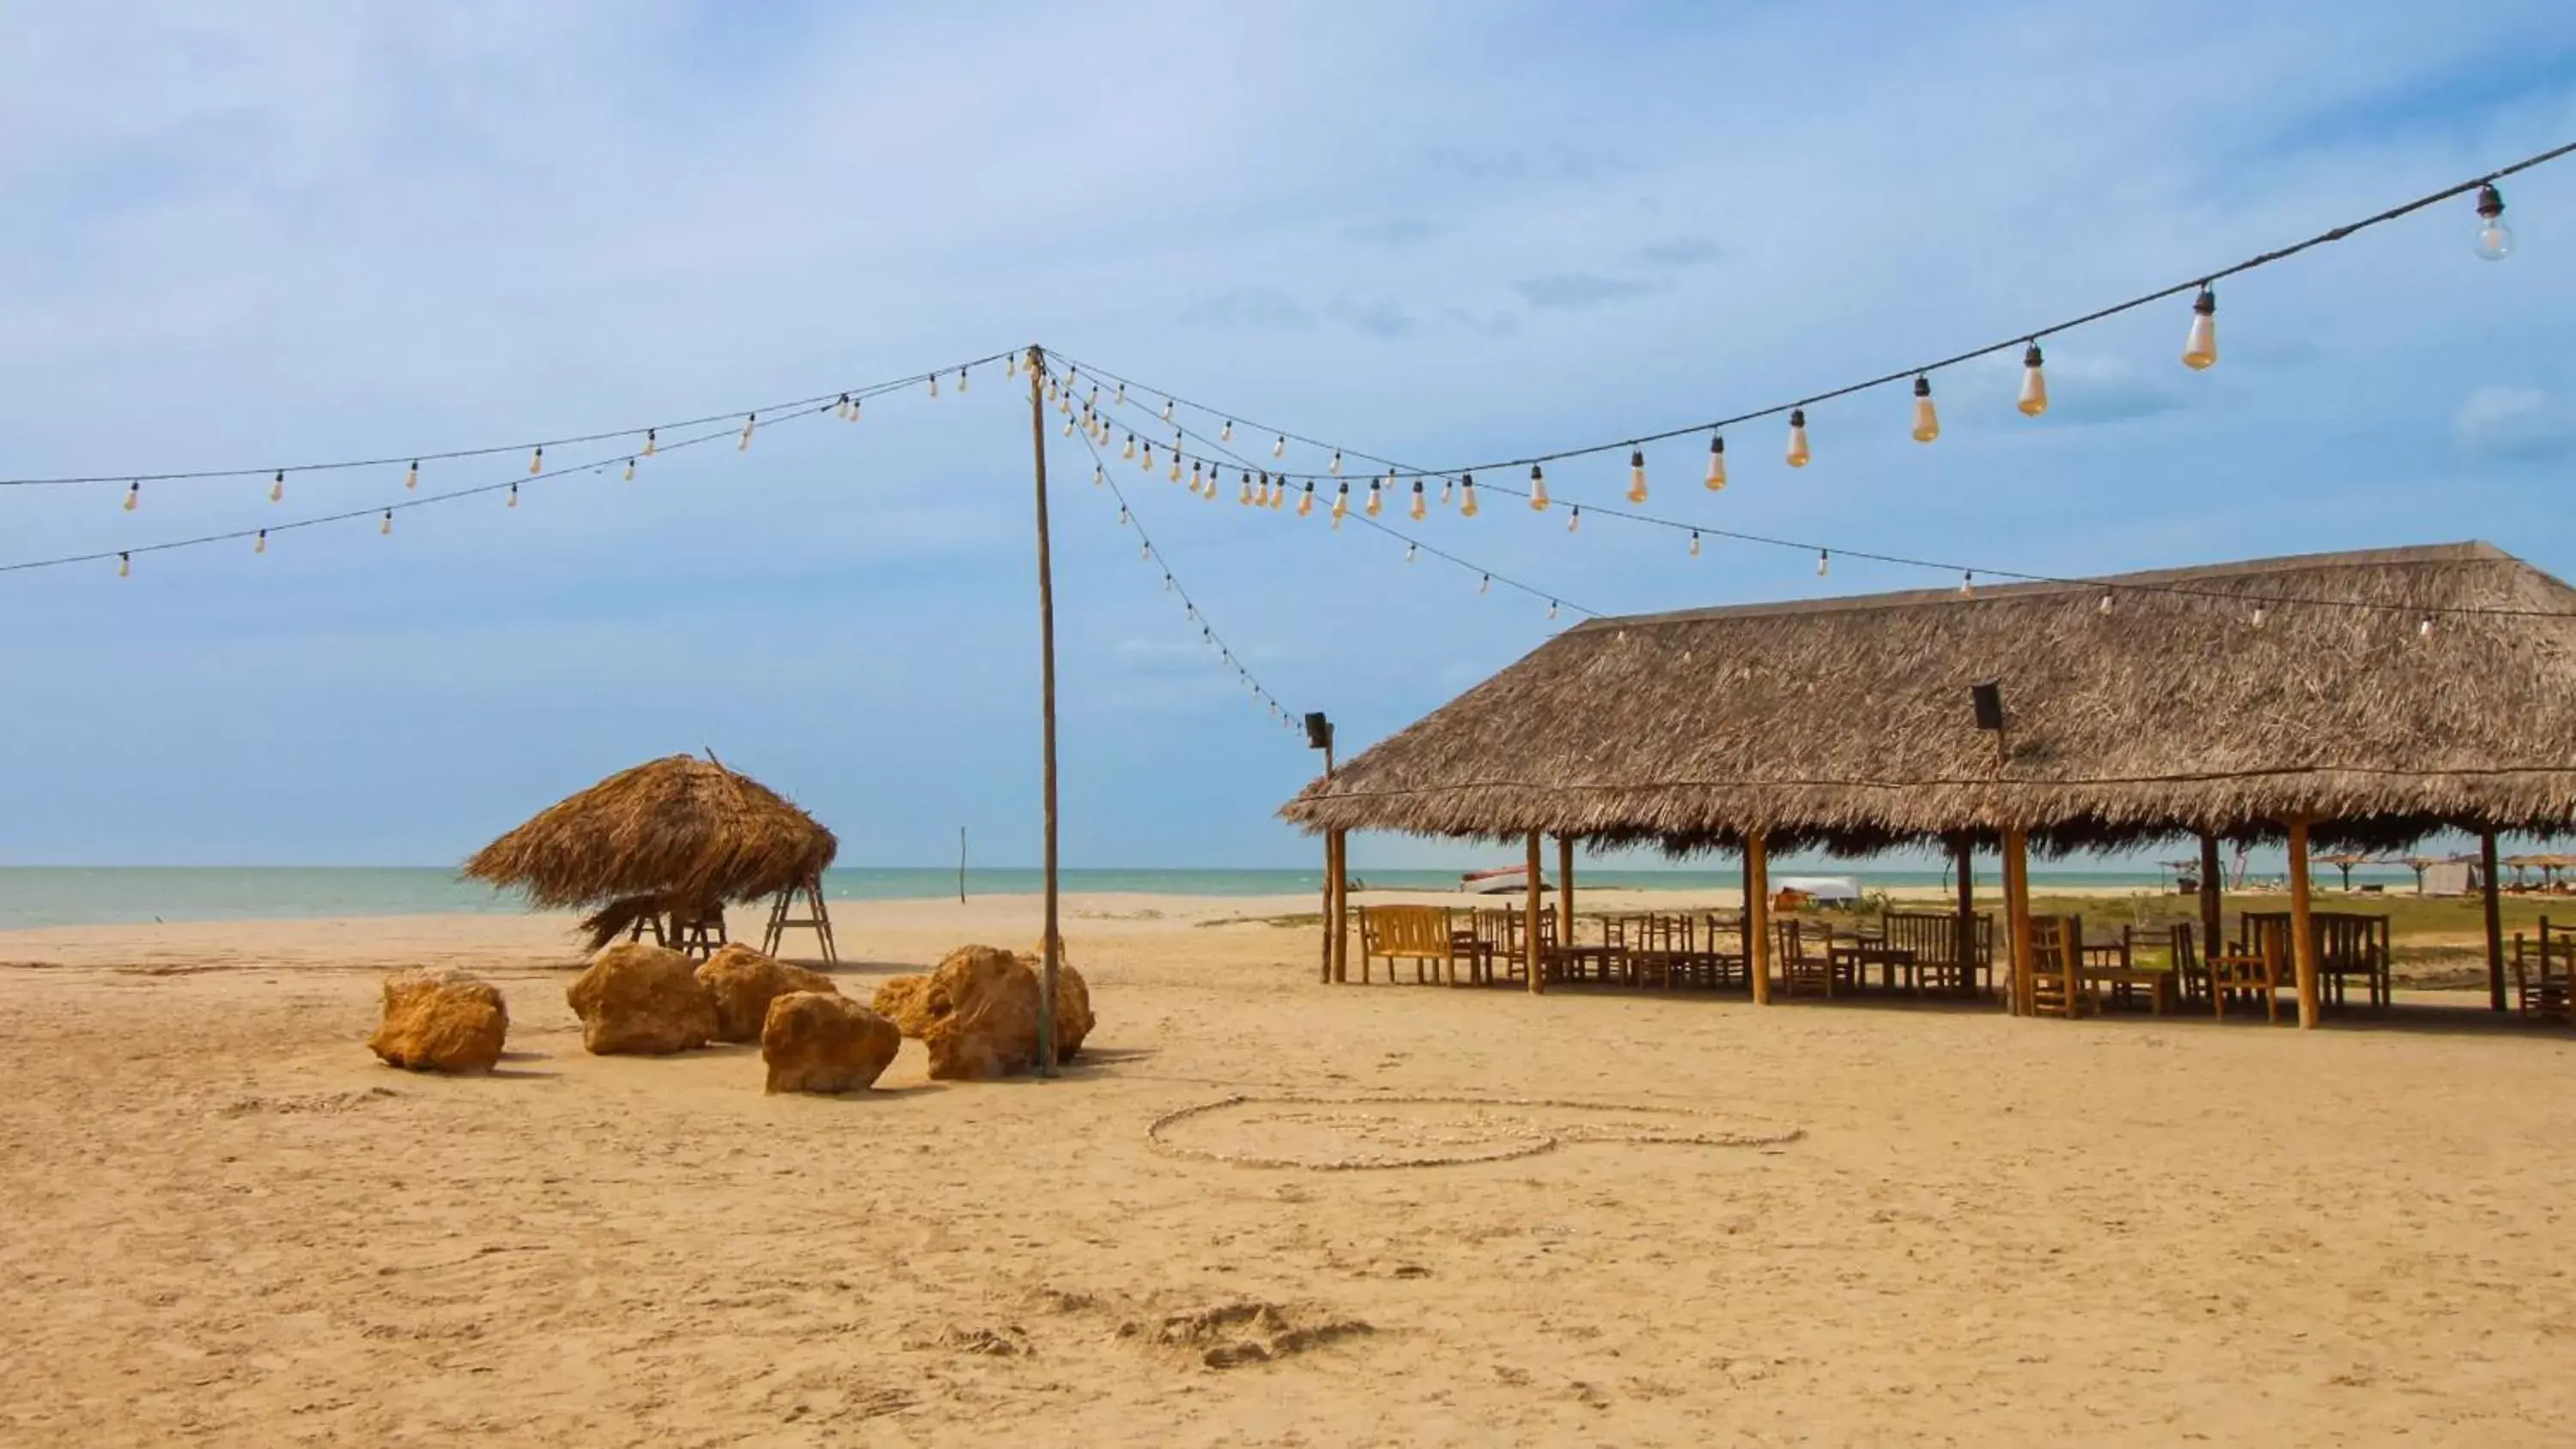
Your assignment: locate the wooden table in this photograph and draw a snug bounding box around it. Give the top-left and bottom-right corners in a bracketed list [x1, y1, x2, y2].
[1832, 943, 1919, 992]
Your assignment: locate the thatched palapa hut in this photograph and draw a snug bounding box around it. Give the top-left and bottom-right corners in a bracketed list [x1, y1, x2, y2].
[1283, 543, 2576, 1026]
[465, 752, 838, 955]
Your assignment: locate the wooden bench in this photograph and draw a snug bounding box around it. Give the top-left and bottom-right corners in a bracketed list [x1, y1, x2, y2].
[1358, 905, 1468, 985]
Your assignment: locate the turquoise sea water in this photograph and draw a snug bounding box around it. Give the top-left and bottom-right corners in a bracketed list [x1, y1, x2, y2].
[0, 864, 2421, 931]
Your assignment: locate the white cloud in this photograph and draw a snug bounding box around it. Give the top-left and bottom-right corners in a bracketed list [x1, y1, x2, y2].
[2453, 385, 2576, 461]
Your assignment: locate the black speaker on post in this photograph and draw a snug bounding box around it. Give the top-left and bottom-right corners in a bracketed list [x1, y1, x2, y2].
[1303, 712, 1334, 750]
[1970, 682, 2004, 731]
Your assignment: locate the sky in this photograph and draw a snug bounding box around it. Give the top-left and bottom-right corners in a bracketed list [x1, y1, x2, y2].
[2, 1, 2574, 872]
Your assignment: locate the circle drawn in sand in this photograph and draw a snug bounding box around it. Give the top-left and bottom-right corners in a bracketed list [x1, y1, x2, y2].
[1146, 1094, 1802, 1172]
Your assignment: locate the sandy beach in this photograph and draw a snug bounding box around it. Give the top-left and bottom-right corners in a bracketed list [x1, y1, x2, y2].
[4, 891, 2573, 1446]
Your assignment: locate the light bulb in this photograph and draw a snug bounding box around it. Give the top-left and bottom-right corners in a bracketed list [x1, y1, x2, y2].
[1689, 530, 1701, 557]
[1062, 415, 1074, 438]
[270, 470, 285, 503]
[381, 510, 393, 536]
[531, 446, 546, 476]
[1785, 409, 1810, 468]
[2099, 591, 2113, 615]
[1093, 464, 1104, 487]
[1188, 460, 1202, 494]
[1202, 473, 1216, 503]
[1409, 480, 1426, 520]
[957, 367, 968, 393]
[1117, 505, 1129, 525]
[1461, 475, 1479, 517]
[848, 398, 862, 425]
[1115, 383, 1127, 405]
[1273, 435, 1286, 458]
[404, 461, 419, 489]
[928, 373, 939, 397]
[738, 414, 757, 450]
[2251, 605, 2267, 630]
[123, 481, 138, 512]
[118, 552, 130, 579]
[1960, 571, 1974, 597]
[1406, 542, 1418, 564]
[1911, 375, 1939, 443]
[2018, 343, 2049, 417]
[2182, 288, 2217, 370]
[1239, 472, 1254, 505]
[623, 458, 635, 482]
[2420, 615, 2435, 639]
[1141, 442, 1154, 472]
[643, 427, 659, 456]
[1479, 573, 1491, 595]
[1141, 542, 1151, 561]
[2476, 184, 2512, 260]
[1329, 450, 1342, 476]
[1528, 464, 1549, 510]
[1123, 434, 1137, 461]
[1817, 549, 1830, 577]
[1298, 482, 1315, 517]
[1439, 477, 1454, 506]
[254, 529, 267, 555]
[508, 482, 519, 507]
[1627, 448, 1648, 503]
[1705, 434, 1727, 491]
[1547, 599, 1558, 621]
[1220, 420, 1235, 443]
[1161, 398, 1174, 423]
[1006, 351, 1019, 377]
[836, 392, 853, 420]
[1568, 505, 1581, 534]
[1365, 478, 1382, 518]
[1169, 452, 1183, 483]
[1332, 482, 1349, 523]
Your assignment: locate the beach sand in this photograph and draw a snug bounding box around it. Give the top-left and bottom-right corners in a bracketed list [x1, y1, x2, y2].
[3, 891, 2573, 1446]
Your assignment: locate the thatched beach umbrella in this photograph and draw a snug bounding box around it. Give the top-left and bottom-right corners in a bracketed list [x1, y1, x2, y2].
[465, 753, 837, 948]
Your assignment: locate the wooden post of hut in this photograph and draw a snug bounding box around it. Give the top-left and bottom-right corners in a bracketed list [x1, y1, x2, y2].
[2197, 831, 2225, 983]
[2002, 826, 2033, 1017]
[1747, 830, 1771, 1005]
[1557, 835, 1577, 955]
[2287, 815, 2319, 1029]
[2482, 828, 2506, 1012]
[1320, 830, 1339, 984]
[1328, 829, 1350, 985]
[1524, 832, 1546, 996]
[1952, 835, 1975, 997]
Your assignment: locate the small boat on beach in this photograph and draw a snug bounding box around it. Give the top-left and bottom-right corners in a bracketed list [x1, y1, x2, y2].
[1459, 864, 1551, 895]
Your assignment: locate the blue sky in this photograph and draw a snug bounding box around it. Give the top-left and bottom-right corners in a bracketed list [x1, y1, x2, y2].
[3, 1, 2574, 870]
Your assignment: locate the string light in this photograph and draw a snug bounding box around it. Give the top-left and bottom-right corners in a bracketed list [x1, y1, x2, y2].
[380, 509, 393, 536]
[1438, 477, 1454, 506]
[1162, 398, 1175, 423]
[2476, 183, 2514, 260]
[2251, 605, 2268, 629]
[1220, 420, 1235, 443]
[1117, 504, 1130, 525]
[270, 470, 285, 503]
[1625, 447, 1649, 504]
[1528, 464, 1549, 510]
[643, 428, 659, 457]
[1689, 530, 1701, 557]
[1911, 375, 1939, 443]
[1141, 440, 1154, 472]
[1062, 414, 1075, 438]
[529, 446, 545, 476]
[1329, 450, 1343, 476]
[1299, 481, 1315, 517]
[1568, 504, 1582, 534]
[1406, 542, 1419, 564]
[1238, 470, 1255, 505]
[2420, 615, 2435, 639]
[1169, 449, 1183, 484]
[1818, 549, 1830, 577]
[1093, 464, 1105, 487]
[1960, 570, 1974, 597]
[1332, 481, 1349, 525]
[835, 392, 854, 420]
[123, 481, 138, 512]
[405, 461, 419, 489]
[623, 458, 635, 482]
[1461, 474, 1479, 517]
[118, 551, 129, 579]
[848, 398, 862, 426]
[2099, 591, 2114, 615]
[738, 414, 757, 451]
[1785, 409, 1811, 468]
[1705, 435, 1727, 491]
[1123, 433, 1138, 461]
[254, 529, 266, 555]
[1365, 475, 1384, 518]
[1202, 470, 1216, 503]
[1006, 351, 1019, 378]
[1547, 599, 1558, 621]
[2018, 343, 2049, 417]
[1268, 476, 1284, 511]
[1115, 383, 1126, 405]
[956, 367, 969, 394]
[507, 482, 519, 507]
[1409, 478, 1427, 520]
[2182, 288, 2218, 371]
[1480, 573, 1492, 595]
[928, 373, 939, 398]
[1188, 459, 1203, 494]
[1273, 434, 1286, 458]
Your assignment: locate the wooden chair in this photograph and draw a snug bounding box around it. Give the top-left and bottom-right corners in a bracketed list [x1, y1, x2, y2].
[1496, 907, 1558, 985]
[1627, 912, 1696, 988]
[1774, 920, 1850, 997]
[1699, 912, 1751, 991]
[1358, 905, 1463, 984]
[2313, 913, 2392, 1009]
[760, 873, 839, 964]
[2512, 919, 2573, 1019]
[2081, 925, 2177, 1015]
[2028, 916, 2083, 1018]
[1448, 913, 1498, 986]
[2206, 917, 2287, 1022]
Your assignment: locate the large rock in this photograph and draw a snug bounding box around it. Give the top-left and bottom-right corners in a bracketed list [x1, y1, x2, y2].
[565, 943, 716, 1056]
[696, 943, 837, 1043]
[872, 973, 939, 1038]
[368, 967, 508, 1074]
[760, 991, 902, 1094]
[921, 946, 1041, 1080]
[1014, 944, 1096, 1062]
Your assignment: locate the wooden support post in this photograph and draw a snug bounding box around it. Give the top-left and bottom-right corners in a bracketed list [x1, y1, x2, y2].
[2198, 831, 2224, 973]
[1525, 832, 1546, 996]
[1747, 831, 1772, 1005]
[1557, 835, 1577, 952]
[2482, 828, 2506, 1012]
[1026, 345, 1060, 1077]
[2287, 815, 2319, 1029]
[1328, 829, 1350, 984]
[1952, 835, 1976, 996]
[1320, 831, 1338, 983]
[2002, 827, 2033, 1016]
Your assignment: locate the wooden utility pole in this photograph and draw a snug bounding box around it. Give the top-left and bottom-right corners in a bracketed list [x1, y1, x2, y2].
[1026, 345, 1060, 1077]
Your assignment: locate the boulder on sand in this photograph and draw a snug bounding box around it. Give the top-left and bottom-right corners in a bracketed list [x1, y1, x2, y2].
[921, 945, 1040, 1080]
[368, 967, 509, 1074]
[695, 943, 837, 1043]
[1012, 944, 1096, 1062]
[565, 943, 717, 1055]
[871, 973, 939, 1038]
[760, 991, 902, 1094]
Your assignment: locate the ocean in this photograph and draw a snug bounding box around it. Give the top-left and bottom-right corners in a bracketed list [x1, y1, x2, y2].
[0, 863, 2421, 931]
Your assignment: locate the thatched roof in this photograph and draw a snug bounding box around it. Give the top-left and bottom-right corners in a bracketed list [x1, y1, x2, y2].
[465, 753, 836, 910]
[1281, 543, 2576, 856]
